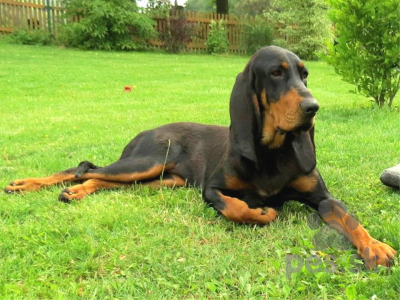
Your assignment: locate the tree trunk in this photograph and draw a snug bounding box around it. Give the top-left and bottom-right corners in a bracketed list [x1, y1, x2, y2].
[216, 0, 229, 14]
[378, 92, 385, 108]
[388, 95, 394, 108]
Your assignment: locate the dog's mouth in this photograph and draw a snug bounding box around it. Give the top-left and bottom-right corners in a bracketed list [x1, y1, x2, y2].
[298, 117, 315, 131]
[276, 116, 315, 135]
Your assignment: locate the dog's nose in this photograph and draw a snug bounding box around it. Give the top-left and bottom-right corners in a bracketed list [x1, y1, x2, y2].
[300, 99, 319, 115]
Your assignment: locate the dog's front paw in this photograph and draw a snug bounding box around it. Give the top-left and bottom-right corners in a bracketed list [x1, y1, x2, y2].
[358, 239, 396, 268]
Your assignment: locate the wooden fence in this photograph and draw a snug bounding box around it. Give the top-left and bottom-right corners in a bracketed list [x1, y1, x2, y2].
[0, 0, 65, 34]
[152, 10, 245, 52]
[0, 0, 299, 53]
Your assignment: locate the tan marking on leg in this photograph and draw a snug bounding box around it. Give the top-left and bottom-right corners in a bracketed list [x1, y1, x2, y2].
[290, 173, 318, 192]
[145, 174, 186, 188]
[322, 201, 396, 267]
[225, 176, 254, 191]
[281, 61, 289, 69]
[219, 193, 278, 225]
[59, 179, 129, 201]
[5, 172, 77, 193]
[79, 164, 174, 183]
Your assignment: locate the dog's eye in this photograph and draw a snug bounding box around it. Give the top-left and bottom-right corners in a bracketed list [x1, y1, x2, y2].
[302, 71, 308, 79]
[271, 70, 283, 77]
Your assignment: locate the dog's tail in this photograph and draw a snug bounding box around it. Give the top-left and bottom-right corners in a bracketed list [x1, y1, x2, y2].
[75, 161, 100, 178]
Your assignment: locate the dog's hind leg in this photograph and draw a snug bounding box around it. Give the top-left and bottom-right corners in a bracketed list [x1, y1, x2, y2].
[4, 160, 102, 194]
[58, 174, 186, 202]
[4, 167, 82, 193]
[75, 157, 175, 183]
[58, 179, 130, 202]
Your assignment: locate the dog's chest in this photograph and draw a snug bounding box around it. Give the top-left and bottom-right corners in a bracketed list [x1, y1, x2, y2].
[252, 156, 298, 197]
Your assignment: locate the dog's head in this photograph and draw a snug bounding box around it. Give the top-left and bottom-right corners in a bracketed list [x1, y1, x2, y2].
[230, 46, 317, 171]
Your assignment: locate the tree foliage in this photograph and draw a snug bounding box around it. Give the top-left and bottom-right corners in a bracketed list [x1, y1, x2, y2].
[185, 0, 262, 15]
[216, 0, 229, 14]
[145, 0, 172, 16]
[184, 0, 214, 12]
[326, 0, 400, 107]
[231, 0, 271, 16]
[60, 0, 156, 51]
[264, 0, 331, 60]
[242, 16, 274, 54]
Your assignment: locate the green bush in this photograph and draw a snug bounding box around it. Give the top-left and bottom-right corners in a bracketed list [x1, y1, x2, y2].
[206, 20, 229, 54]
[59, 0, 156, 51]
[264, 0, 331, 60]
[4, 29, 53, 46]
[325, 0, 400, 108]
[242, 16, 274, 54]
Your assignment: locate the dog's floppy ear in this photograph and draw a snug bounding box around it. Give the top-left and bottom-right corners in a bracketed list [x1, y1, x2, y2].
[229, 69, 261, 165]
[292, 127, 316, 174]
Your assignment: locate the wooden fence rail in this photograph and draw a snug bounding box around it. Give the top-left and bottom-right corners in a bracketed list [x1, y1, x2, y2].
[0, 0, 299, 53]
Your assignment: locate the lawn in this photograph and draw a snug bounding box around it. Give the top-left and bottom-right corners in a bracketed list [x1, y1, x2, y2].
[0, 44, 399, 300]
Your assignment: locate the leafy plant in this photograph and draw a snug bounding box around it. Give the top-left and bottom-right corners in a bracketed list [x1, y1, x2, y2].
[264, 0, 331, 60]
[159, 17, 195, 53]
[242, 16, 274, 54]
[4, 29, 53, 46]
[59, 0, 156, 51]
[145, 0, 172, 17]
[325, 0, 400, 108]
[206, 20, 229, 54]
[231, 0, 271, 16]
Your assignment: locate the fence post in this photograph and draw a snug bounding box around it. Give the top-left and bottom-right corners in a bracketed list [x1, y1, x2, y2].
[45, 0, 52, 34]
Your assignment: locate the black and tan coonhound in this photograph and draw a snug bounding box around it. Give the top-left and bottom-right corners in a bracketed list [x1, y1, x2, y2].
[5, 46, 396, 267]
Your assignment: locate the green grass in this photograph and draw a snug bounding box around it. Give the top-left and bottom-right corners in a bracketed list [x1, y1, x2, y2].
[0, 44, 399, 300]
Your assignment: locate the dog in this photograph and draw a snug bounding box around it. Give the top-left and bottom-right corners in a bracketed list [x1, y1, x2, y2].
[4, 46, 396, 267]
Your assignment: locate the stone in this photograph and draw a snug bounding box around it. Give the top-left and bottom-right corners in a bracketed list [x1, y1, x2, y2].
[380, 164, 400, 189]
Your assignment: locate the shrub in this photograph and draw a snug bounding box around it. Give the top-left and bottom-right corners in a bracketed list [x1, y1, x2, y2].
[264, 0, 331, 60]
[59, 0, 156, 51]
[206, 20, 229, 54]
[159, 17, 195, 53]
[5, 29, 53, 46]
[325, 0, 400, 108]
[242, 16, 274, 54]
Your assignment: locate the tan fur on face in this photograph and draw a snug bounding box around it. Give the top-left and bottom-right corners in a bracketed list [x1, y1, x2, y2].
[269, 88, 304, 132]
[281, 61, 289, 69]
[252, 94, 260, 117]
[260, 89, 268, 108]
[260, 89, 285, 148]
[260, 88, 303, 148]
[298, 61, 305, 68]
[261, 111, 286, 149]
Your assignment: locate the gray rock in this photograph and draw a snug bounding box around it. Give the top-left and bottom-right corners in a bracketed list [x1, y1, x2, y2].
[380, 164, 400, 189]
